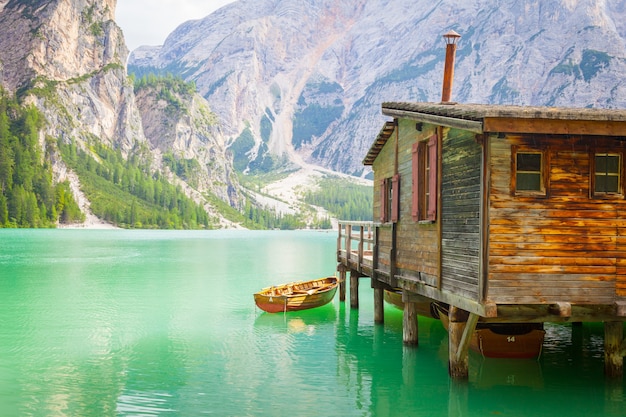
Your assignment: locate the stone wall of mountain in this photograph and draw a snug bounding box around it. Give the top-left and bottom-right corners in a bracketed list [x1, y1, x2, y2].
[134, 77, 241, 206]
[0, 0, 244, 226]
[129, 0, 626, 178]
[0, 0, 139, 152]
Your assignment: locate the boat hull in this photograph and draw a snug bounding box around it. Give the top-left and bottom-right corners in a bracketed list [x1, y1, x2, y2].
[438, 305, 545, 359]
[474, 327, 545, 359]
[254, 277, 338, 313]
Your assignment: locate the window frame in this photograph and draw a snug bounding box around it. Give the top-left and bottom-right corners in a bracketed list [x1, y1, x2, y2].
[412, 134, 437, 222]
[591, 151, 624, 199]
[379, 174, 400, 223]
[512, 146, 548, 197]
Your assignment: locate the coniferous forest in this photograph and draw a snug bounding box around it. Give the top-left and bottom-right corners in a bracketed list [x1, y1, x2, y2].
[0, 87, 213, 229]
[0, 91, 83, 227]
[57, 138, 213, 229]
[304, 177, 372, 221]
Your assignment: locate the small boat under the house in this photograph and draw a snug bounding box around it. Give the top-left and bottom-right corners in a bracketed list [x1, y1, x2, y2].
[435, 304, 546, 359]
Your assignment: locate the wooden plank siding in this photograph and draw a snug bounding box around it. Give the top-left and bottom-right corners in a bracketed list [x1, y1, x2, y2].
[371, 122, 396, 222]
[487, 134, 626, 304]
[371, 120, 483, 298]
[440, 128, 482, 301]
[371, 126, 396, 280]
[389, 119, 440, 286]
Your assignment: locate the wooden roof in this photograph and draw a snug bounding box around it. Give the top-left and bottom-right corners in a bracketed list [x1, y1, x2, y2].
[382, 102, 626, 123]
[363, 121, 395, 166]
[363, 102, 626, 165]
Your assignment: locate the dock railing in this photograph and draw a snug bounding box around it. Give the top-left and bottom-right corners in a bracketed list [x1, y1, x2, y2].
[337, 221, 374, 275]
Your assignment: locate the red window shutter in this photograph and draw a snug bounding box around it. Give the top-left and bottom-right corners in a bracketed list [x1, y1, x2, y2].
[412, 143, 419, 221]
[379, 179, 387, 222]
[391, 174, 400, 222]
[427, 134, 438, 221]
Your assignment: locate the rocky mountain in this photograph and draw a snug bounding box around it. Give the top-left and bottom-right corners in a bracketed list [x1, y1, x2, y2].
[133, 76, 240, 209]
[0, 0, 244, 227]
[129, 0, 626, 178]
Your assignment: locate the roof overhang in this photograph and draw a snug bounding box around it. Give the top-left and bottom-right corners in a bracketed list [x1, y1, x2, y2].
[381, 101, 626, 135]
[363, 121, 396, 166]
[382, 107, 484, 133]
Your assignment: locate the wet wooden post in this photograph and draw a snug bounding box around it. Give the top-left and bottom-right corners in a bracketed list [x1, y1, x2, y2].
[337, 264, 347, 302]
[374, 287, 384, 324]
[604, 321, 624, 378]
[448, 306, 477, 380]
[350, 270, 361, 309]
[403, 293, 418, 346]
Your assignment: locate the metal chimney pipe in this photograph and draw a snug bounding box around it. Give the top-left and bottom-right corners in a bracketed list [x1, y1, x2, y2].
[441, 30, 461, 103]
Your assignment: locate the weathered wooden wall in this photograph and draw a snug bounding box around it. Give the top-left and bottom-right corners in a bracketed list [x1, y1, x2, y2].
[371, 120, 483, 298]
[372, 128, 396, 279]
[488, 134, 626, 304]
[440, 128, 482, 302]
[372, 127, 395, 222]
[394, 119, 440, 286]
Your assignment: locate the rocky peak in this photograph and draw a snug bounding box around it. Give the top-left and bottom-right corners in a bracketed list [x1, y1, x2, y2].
[133, 76, 243, 208]
[0, 0, 126, 93]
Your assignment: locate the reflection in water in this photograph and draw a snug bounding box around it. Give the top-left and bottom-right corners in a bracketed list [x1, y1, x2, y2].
[253, 304, 337, 335]
[472, 358, 544, 389]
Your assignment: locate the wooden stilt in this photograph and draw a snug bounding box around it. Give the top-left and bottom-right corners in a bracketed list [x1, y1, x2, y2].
[403, 299, 418, 346]
[337, 266, 346, 302]
[374, 287, 384, 324]
[350, 270, 360, 309]
[448, 319, 467, 379]
[604, 321, 623, 378]
[448, 306, 476, 380]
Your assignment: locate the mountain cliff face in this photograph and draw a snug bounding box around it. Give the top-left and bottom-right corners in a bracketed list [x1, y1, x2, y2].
[0, 0, 138, 152]
[0, 0, 122, 92]
[133, 78, 240, 206]
[129, 0, 626, 178]
[0, 0, 243, 226]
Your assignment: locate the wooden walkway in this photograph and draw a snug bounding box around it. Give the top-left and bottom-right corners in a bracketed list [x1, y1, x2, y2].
[336, 221, 374, 276]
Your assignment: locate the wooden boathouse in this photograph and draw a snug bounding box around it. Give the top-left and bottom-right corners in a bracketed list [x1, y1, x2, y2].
[337, 101, 626, 379]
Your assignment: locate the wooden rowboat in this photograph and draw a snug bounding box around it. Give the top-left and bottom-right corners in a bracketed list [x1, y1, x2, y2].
[436, 304, 545, 359]
[254, 276, 339, 313]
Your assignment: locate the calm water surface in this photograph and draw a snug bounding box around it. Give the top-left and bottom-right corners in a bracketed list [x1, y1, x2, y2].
[0, 229, 624, 416]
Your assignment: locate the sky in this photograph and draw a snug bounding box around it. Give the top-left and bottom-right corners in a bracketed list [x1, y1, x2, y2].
[116, 0, 235, 51]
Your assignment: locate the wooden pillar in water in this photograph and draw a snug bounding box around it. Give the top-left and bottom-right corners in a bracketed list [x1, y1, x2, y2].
[604, 321, 624, 378]
[374, 287, 384, 324]
[403, 298, 418, 346]
[448, 306, 477, 380]
[337, 265, 347, 302]
[350, 270, 361, 309]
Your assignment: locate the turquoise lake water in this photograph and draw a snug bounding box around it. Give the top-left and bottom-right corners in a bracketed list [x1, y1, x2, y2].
[0, 229, 624, 416]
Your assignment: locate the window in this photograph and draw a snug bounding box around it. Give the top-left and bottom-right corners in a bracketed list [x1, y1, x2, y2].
[412, 134, 437, 222]
[593, 152, 622, 196]
[513, 148, 547, 196]
[516, 152, 542, 191]
[379, 175, 400, 223]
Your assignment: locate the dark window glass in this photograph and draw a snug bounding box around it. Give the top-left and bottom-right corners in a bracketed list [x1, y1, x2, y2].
[595, 154, 620, 193]
[516, 152, 542, 192]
